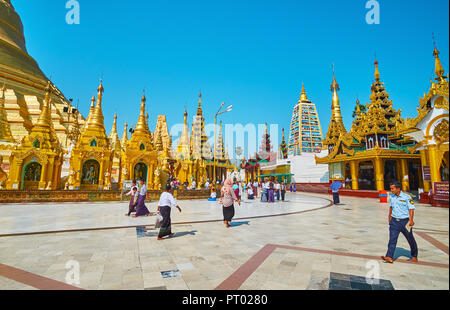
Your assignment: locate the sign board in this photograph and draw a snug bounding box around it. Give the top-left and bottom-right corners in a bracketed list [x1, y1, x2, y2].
[433, 182, 449, 202]
[422, 166, 431, 182]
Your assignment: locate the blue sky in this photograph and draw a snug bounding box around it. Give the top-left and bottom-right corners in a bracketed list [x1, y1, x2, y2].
[13, 0, 449, 158]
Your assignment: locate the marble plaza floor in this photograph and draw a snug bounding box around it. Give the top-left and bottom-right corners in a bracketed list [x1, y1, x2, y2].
[0, 192, 448, 290]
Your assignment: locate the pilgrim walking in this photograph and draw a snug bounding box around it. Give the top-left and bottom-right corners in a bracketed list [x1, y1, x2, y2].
[221, 178, 241, 228]
[133, 179, 151, 217]
[157, 184, 182, 240]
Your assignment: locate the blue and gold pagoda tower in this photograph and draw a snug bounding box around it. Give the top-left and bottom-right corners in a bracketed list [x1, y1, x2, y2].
[288, 84, 324, 155]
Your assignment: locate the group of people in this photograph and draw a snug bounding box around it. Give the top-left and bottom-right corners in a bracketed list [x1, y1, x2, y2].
[258, 179, 287, 203]
[123, 177, 419, 265]
[208, 179, 292, 203]
[124, 179, 181, 240]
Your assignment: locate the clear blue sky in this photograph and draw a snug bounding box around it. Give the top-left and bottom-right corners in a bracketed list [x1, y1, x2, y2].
[13, 0, 449, 157]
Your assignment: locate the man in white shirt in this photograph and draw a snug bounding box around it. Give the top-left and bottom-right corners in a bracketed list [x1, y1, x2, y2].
[252, 180, 259, 198]
[157, 184, 182, 240]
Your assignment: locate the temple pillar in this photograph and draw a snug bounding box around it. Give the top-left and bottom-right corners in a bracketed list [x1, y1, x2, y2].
[39, 162, 48, 190]
[9, 159, 22, 189]
[428, 144, 441, 188]
[350, 160, 359, 190]
[400, 159, 409, 191]
[149, 163, 154, 189]
[46, 157, 55, 190]
[54, 158, 62, 189]
[374, 157, 384, 191]
[98, 160, 104, 189]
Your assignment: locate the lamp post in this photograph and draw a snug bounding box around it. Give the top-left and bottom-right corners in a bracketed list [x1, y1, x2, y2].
[214, 102, 232, 184]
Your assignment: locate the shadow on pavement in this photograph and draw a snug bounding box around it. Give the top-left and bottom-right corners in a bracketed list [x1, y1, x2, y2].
[230, 221, 250, 227]
[393, 247, 412, 260]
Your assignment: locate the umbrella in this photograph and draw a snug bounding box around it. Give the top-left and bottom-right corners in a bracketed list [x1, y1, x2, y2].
[330, 180, 343, 191]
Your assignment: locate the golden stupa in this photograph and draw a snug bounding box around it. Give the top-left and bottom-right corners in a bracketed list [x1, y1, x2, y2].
[0, 0, 85, 181]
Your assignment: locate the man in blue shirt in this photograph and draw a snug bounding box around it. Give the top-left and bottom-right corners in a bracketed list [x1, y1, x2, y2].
[381, 181, 418, 263]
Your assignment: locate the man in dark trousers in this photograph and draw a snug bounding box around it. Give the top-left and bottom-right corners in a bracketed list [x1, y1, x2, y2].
[381, 181, 418, 264]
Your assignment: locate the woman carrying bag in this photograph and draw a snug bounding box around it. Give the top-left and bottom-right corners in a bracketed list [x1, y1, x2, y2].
[157, 184, 182, 240]
[220, 178, 241, 228]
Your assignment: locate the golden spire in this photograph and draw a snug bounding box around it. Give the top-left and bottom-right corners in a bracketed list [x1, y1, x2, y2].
[374, 58, 380, 81]
[134, 91, 148, 133]
[89, 80, 106, 129]
[330, 64, 340, 92]
[177, 108, 191, 159]
[433, 41, 446, 82]
[197, 92, 203, 116]
[299, 83, 309, 103]
[121, 121, 128, 145]
[282, 127, 285, 140]
[35, 81, 54, 129]
[330, 65, 344, 125]
[108, 113, 121, 151]
[109, 113, 118, 137]
[356, 98, 361, 115]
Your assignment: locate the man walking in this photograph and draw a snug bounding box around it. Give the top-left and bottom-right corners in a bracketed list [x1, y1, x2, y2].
[381, 181, 418, 264]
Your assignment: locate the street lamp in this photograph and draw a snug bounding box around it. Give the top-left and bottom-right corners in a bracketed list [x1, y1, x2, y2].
[214, 102, 232, 184]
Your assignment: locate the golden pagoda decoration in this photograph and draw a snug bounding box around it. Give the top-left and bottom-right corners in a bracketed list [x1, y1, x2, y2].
[120, 91, 158, 189]
[174, 108, 192, 183]
[190, 92, 212, 161]
[398, 42, 449, 197]
[316, 60, 421, 192]
[6, 81, 63, 190]
[324, 65, 348, 152]
[67, 81, 113, 190]
[0, 0, 85, 152]
[109, 113, 122, 188]
[172, 94, 234, 187]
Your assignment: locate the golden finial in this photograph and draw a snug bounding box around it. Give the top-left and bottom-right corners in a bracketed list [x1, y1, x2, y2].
[282, 128, 285, 140]
[374, 56, 380, 81]
[121, 121, 128, 143]
[134, 92, 148, 134]
[432, 35, 446, 81]
[197, 92, 203, 115]
[330, 63, 340, 92]
[356, 98, 361, 115]
[142, 89, 146, 103]
[97, 79, 104, 94]
[299, 83, 309, 103]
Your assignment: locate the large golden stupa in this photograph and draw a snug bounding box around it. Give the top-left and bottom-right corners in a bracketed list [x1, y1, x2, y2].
[0, 0, 85, 177]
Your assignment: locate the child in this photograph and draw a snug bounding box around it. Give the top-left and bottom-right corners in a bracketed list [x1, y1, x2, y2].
[208, 188, 217, 201]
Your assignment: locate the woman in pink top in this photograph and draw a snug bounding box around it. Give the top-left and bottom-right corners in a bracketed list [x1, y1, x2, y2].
[221, 178, 241, 227]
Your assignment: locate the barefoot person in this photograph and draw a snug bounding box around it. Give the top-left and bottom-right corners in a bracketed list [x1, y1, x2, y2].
[220, 178, 240, 228]
[157, 184, 182, 240]
[133, 179, 150, 217]
[381, 181, 418, 264]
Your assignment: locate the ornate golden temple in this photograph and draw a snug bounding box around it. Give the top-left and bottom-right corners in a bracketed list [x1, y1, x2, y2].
[316, 48, 449, 194]
[0, 0, 235, 191]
